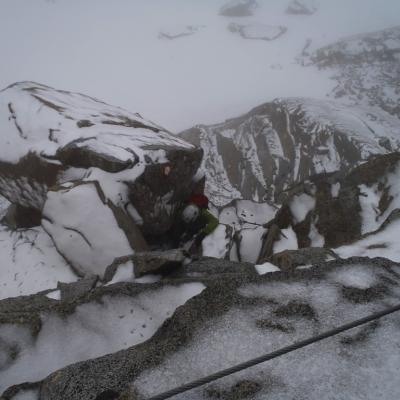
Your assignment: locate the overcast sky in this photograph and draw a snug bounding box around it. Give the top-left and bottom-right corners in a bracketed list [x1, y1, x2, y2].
[1, 0, 400, 131]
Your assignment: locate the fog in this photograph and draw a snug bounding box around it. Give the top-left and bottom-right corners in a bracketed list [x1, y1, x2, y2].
[1, 0, 399, 131]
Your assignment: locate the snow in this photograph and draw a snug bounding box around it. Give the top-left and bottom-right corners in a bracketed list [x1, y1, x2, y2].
[273, 227, 298, 254]
[255, 262, 280, 275]
[202, 224, 231, 259]
[289, 193, 315, 223]
[42, 182, 133, 277]
[12, 390, 39, 400]
[0, 226, 77, 300]
[331, 182, 340, 198]
[236, 200, 277, 225]
[239, 226, 266, 264]
[359, 184, 381, 234]
[0, 82, 193, 165]
[329, 264, 377, 289]
[0, 283, 205, 393]
[133, 262, 400, 400]
[45, 290, 61, 300]
[309, 222, 325, 247]
[335, 219, 400, 263]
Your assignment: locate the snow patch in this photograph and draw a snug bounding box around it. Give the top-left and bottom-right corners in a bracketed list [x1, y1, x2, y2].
[255, 262, 280, 275]
[273, 227, 298, 254]
[0, 283, 205, 392]
[289, 193, 316, 223]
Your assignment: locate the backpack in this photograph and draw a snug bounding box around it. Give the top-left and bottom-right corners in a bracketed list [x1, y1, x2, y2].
[187, 193, 209, 209]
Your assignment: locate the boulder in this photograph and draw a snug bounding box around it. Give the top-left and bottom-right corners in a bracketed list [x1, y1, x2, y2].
[42, 181, 145, 277]
[58, 275, 98, 302]
[0, 82, 203, 275]
[271, 247, 339, 271]
[219, 0, 258, 17]
[132, 249, 186, 277]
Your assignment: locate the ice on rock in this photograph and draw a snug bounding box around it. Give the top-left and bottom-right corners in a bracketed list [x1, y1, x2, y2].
[0, 283, 205, 392]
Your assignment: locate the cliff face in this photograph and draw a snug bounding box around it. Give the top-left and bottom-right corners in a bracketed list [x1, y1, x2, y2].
[180, 97, 400, 207]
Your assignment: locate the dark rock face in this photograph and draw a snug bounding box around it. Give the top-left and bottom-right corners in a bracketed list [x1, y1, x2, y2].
[1, 203, 42, 229]
[128, 146, 203, 236]
[180, 98, 400, 207]
[309, 26, 400, 118]
[219, 0, 258, 17]
[263, 152, 400, 252]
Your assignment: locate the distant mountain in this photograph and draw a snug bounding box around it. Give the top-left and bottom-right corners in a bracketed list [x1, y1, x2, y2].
[180, 98, 400, 207]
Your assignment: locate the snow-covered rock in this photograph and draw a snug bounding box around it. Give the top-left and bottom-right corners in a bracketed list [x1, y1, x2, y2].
[228, 23, 287, 41]
[310, 26, 400, 118]
[266, 152, 400, 254]
[180, 98, 400, 207]
[219, 0, 258, 17]
[0, 82, 203, 275]
[286, 0, 317, 15]
[42, 181, 142, 277]
[13, 257, 400, 400]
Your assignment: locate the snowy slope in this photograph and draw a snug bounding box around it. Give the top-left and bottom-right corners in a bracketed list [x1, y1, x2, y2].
[180, 98, 400, 206]
[308, 25, 400, 118]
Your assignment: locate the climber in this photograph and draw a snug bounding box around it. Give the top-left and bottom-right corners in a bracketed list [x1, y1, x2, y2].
[179, 202, 219, 255]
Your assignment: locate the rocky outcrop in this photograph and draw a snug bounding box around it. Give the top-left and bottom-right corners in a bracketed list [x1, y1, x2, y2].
[219, 0, 258, 17]
[2, 257, 399, 399]
[309, 26, 400, 118]
[132, 249, 186, 277]
[286, 0, 317, 15]
[262, 152, 400, 253]
[228, 23, 287, 41]
[0, 82, 203, 276]
[180, 98, 400, 207]
[271, 247, 339, 271]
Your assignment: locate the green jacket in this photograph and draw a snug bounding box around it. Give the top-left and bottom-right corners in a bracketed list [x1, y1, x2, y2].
[199, 208, 219, 235]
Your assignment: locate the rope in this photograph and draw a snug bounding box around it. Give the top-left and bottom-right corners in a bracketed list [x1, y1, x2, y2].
[147, 303, 400, 400]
